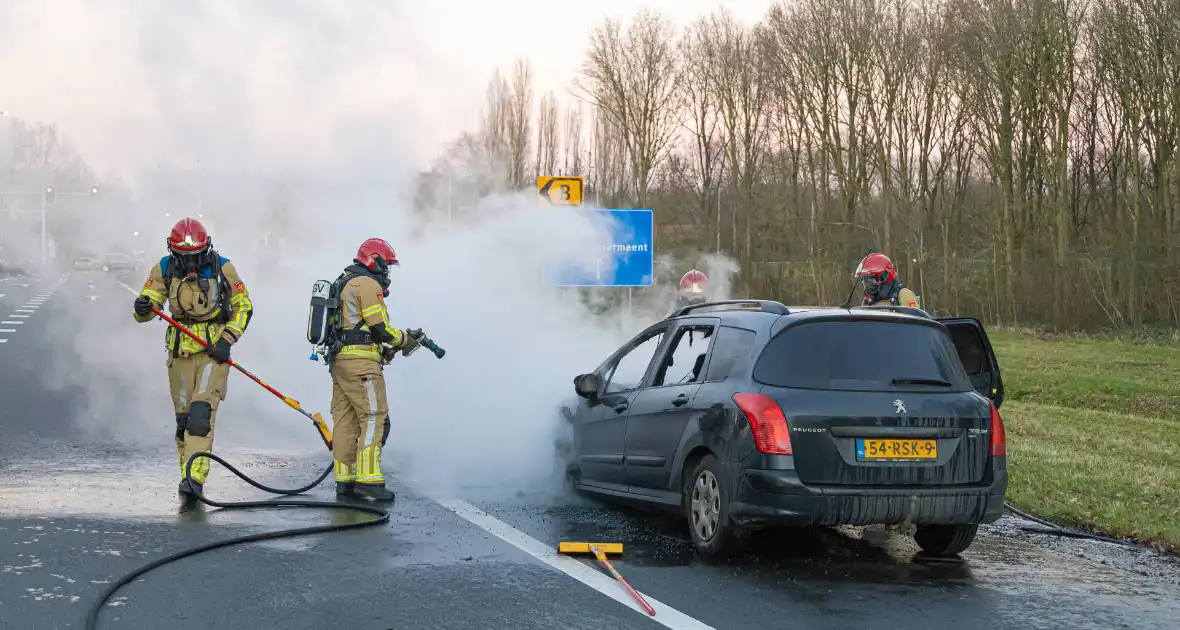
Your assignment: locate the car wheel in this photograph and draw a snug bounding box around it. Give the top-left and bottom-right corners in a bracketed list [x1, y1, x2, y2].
[684, 455, 740, 556]
[914, 524, 979, 556]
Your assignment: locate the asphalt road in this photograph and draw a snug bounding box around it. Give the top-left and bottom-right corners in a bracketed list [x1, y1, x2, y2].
[2, 271, 1179, 630]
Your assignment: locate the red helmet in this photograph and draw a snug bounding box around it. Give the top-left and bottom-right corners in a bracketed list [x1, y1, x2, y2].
[355, 238, 399, 274]
[168, 217, 210, 255]
[854, 253, 897, 298]
[678, 269, 710, 297]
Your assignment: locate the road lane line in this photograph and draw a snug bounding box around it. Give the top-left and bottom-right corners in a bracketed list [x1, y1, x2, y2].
[0, 339, 7, 343]
[1, 321, 23, 324]
[427, 496, 716, 630]
[0, 328, 15, 332]
[10, 314, 29, 318]
[0, 293, 5, 297]
[16, 309, 35, 313]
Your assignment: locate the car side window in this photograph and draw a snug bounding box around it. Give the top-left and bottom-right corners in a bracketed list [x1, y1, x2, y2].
[703, 326, 756, 382]
[652, 325, 715, 387]
[604, 331, 666, 394]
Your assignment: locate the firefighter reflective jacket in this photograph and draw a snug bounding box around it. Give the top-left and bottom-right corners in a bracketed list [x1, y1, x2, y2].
[134, 255, 253, 356]
[335, 270, 406, 363]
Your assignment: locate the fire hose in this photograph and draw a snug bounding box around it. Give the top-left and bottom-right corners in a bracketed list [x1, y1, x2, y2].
[85, 306, 445, 629]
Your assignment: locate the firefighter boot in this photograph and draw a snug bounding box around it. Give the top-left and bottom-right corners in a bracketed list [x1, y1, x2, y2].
[336, 482, 358, 499]
[352, 482, 396, 502]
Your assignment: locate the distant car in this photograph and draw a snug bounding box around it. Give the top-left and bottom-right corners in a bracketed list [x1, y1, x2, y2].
[101, 253, 137, 273]
[560, 300, 1007, 557]
[73, 255, 101, 271]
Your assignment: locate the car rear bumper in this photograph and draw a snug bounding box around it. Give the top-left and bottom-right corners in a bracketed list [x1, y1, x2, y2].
[729, 468, 1007, 528]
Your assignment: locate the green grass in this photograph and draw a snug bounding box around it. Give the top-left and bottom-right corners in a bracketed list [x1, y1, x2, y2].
[990, 330, 1180, 552]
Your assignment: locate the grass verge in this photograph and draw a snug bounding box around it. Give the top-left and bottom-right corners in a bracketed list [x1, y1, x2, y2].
[989, 331, 1179, 552]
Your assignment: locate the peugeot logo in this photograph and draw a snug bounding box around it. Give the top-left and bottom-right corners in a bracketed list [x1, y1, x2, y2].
[893, 399, 906, 414]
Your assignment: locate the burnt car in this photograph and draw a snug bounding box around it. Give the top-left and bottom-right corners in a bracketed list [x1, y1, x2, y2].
[561, 300, 1006, 557]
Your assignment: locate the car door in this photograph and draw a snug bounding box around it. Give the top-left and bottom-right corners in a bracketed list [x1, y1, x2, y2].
[624, 318, 719, 496]
[574, 325, 670, 491]
[938, 317, 1005, 408]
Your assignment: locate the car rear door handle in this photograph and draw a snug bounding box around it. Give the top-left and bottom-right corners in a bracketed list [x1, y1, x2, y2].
[613, 402, 629, 414]
[671, 394, 689, 407]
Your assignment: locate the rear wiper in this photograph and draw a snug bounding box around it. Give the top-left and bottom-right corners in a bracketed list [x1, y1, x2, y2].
[891, 377, 952, 387]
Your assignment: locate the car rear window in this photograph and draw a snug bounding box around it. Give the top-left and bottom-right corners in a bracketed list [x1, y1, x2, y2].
[752, 319, 972, 392]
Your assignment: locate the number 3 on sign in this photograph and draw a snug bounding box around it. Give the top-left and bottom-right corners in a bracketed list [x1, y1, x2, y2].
[537, 176, 583, 207]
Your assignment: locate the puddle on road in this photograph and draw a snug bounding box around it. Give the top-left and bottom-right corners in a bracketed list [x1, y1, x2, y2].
[0, 446, 335, 524]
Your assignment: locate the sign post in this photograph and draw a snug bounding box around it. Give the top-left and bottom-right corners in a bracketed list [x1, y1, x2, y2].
[537, 176, 584, 207]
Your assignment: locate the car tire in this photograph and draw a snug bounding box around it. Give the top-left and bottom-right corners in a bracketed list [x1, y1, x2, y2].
[684, 454, 741, 556]
[914, 524, 978, 556]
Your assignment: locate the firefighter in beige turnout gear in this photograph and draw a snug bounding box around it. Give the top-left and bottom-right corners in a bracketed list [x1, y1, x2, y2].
[133, 217, 254, 499]
[328, 238, 417, 503]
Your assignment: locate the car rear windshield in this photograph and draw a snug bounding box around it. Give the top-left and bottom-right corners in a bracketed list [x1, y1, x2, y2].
[752, 319, 972, 392]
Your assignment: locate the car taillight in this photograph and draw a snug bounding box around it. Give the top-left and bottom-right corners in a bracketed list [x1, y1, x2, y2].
[732, 393, 792, 455]
[989, 402, 1006, 457]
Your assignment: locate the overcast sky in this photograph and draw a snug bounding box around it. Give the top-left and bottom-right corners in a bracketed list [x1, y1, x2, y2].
[0, 0, 772, 181]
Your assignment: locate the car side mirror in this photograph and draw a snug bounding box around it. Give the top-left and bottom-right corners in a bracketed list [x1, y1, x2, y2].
[574, 373, 601, 399]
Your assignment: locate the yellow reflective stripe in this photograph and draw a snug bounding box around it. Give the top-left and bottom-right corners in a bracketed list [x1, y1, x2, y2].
[337, 345, 382, 360]
[227, 293, 252, 336]
[334, 461, 356, 482]
[140, 289, 165, 302]
[361, 304, 384, 317]
[356, 445, 383, 483]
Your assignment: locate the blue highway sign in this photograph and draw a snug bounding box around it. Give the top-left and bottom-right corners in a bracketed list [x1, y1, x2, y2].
[553, 209, 654, 287]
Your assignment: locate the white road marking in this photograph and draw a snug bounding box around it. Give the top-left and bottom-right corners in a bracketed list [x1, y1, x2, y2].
[10, 314, 29, 318]
[16, 309, 35, 313]
[1, 321, 23, 325]
[0, 328, 15, 332]
[0, 339, 7, 343]
[0, 293, 6, 298]
[427, 496, 717, 630]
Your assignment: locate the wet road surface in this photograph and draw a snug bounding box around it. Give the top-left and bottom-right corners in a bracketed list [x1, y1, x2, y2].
[2, 271, 1178, 629]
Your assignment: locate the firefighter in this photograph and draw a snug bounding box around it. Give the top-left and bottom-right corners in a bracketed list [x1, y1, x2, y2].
[131, 217, 253, 500]
[327, 237, 418, 503]
[675, 269, 712, 310]
[854, 252, 920, 308]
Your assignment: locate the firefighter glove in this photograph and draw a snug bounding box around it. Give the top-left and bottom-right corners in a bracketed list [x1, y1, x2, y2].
[380, 343, 397, 364]
[209, 338, 232, 363]
[133, 295, 154, 317]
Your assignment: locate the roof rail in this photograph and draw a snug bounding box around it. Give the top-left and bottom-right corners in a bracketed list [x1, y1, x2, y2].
[671, 299, 790, 318]
[850, 304, 933, 319]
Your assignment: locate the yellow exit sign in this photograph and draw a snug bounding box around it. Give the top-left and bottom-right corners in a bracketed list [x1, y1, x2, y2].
[537, 176, 583, 207]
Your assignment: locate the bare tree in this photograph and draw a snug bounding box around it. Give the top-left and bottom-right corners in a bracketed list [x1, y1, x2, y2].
[506, 58, 534, 188]
[577, 10, 684, 206]
[536, 91, 560, 178]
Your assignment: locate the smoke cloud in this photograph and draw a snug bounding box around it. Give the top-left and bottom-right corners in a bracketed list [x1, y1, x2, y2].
[8, 0, 742, 497]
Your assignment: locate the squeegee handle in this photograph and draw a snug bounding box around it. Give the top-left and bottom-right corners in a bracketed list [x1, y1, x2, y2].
[152, 306, 334, 450]
[152, 308, 307, 412]
[590, 545, 656, 616]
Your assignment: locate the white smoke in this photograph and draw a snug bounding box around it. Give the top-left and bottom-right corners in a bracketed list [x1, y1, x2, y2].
[9, 0, 742, 497]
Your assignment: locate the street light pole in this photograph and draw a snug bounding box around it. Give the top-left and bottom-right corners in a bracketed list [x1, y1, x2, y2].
[40, 192, 47, 268]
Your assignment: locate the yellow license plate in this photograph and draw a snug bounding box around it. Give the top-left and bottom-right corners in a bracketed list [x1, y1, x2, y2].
[857, 439, 937, 461]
